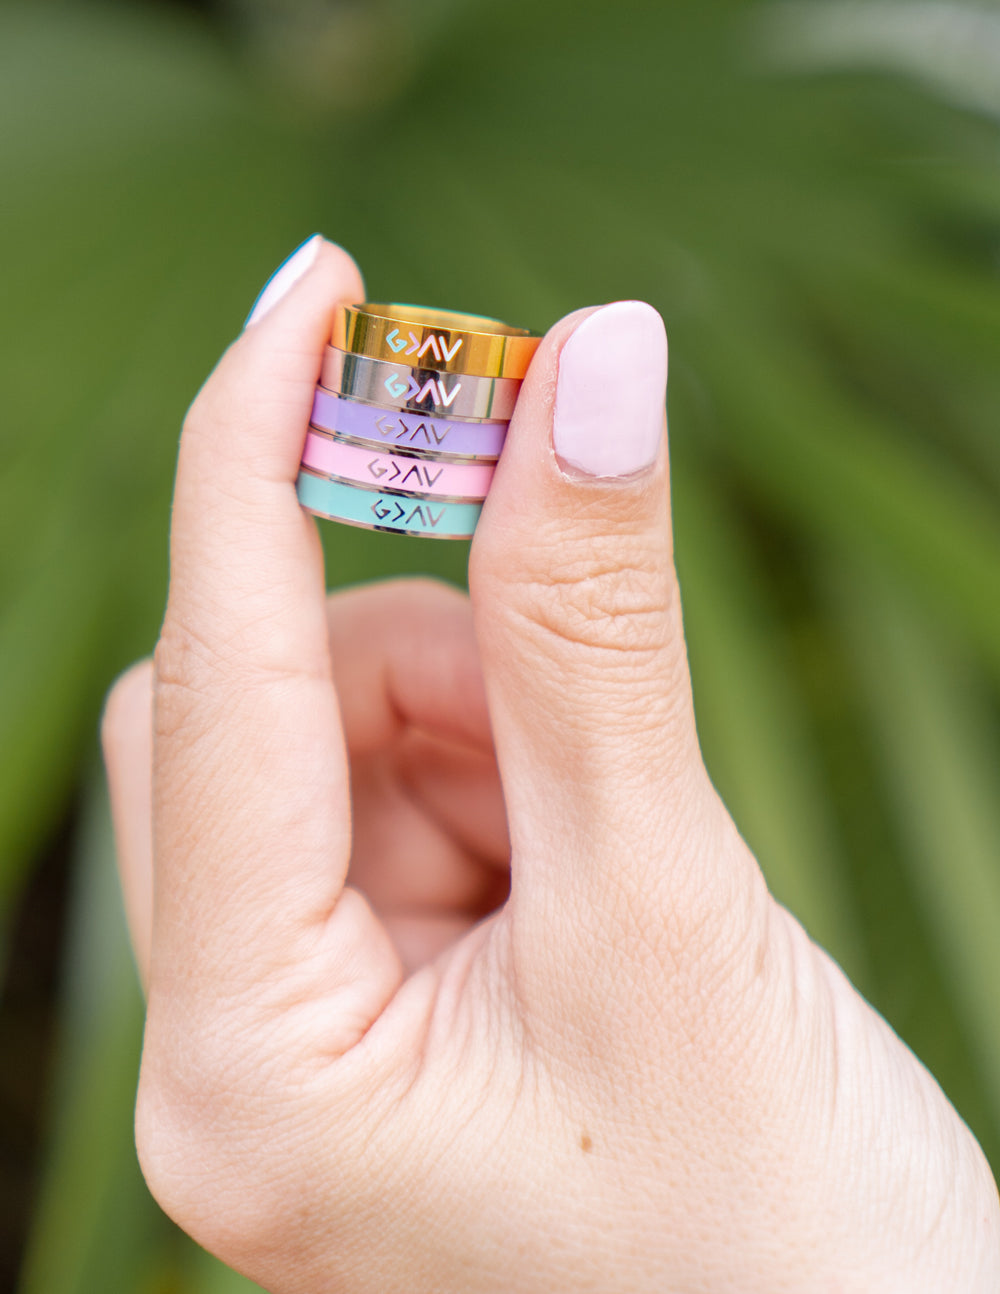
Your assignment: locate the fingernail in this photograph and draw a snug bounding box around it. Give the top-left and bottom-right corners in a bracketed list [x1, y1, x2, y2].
[553, 300, 667, 478]
[243, 234, 322, 328]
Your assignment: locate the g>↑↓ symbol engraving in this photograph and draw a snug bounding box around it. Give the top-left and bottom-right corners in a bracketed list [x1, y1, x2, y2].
[374, 414, 451, 446]
[407, 463, 444, 487]
[417, 503, 445, 527]
[383, 373, 464, 407]
[383, 329, 464, 363]
[371, 497, 446, 528]
[408, 419, 450, 446]
[367, 459, 447, 487]
[372, 498, 406, 523]
[367, 458, 403, 484]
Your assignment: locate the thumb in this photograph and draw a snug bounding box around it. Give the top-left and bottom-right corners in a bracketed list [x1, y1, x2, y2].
[470, 302, 733, 939]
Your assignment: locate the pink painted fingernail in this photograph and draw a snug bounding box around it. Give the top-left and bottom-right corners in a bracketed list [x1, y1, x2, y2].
[244, 234, 322, 328]
[553, 300, 667, 478]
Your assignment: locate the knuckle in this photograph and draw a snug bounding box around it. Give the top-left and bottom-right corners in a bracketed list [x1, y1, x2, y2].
[186, 331, 317, 434]
[478, 532, 691, 746]
[540, 562, 672, 657]
[152, 608, 314, 735]
[134, 1069, 205, 1237]
[135, 1079, 265, 1261]
[392, 573, 468, 608]
[152, 615, 280, 757]
[153, 617, 215, 686]
[181, 350, 236, 441]
[101, 659, 153, 758]
[486, 525, 680, 662]
[350, 573, 466, 616]
[152, 622, 219, 741]
[135, 1019, 304, 1259]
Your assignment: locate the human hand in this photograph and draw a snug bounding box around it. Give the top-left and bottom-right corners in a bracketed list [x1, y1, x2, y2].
[102, 237, 1000, 1292]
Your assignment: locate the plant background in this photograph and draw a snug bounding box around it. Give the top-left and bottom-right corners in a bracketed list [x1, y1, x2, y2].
[1, 0, 999, 1288]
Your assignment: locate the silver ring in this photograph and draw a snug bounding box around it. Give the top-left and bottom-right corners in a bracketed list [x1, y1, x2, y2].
[320, 345, 521, 422]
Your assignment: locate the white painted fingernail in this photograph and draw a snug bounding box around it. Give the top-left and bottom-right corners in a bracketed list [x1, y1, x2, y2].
[243, 234, 322, 328]
[553, 301, 667, 478]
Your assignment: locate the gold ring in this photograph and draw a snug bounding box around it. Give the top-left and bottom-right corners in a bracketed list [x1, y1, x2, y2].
[332, 303, 541, 379]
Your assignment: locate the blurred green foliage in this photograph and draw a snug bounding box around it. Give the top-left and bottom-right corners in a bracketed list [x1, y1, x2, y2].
[1, 0, 999, 1287]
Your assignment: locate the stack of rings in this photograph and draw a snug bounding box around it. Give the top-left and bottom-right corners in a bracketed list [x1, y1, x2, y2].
[296, 303, 541, 539]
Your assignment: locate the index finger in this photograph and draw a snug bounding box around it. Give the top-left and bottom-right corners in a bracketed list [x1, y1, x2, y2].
[150, 239, 383, 999]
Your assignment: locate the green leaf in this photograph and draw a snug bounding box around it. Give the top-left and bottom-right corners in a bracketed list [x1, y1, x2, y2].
[17, 768, 161, 1294]
[695, 315, 1000, 687]
[676, 454, 867, 980]
[829, 563, 1000, 1165]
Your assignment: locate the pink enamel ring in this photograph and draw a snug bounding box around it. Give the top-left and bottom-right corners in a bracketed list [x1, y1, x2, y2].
[301, 430, 495, 501]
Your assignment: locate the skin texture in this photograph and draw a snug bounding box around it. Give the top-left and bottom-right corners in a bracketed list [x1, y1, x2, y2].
[102, 239, 1000, 1292]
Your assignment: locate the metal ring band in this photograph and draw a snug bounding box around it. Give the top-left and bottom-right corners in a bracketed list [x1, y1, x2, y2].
[297, 469, 482, 539]
[333, 303, 540, 379]
[310, 389, 506, 461]
[301, 431, 494, 502]
[320, 346, 521, 422]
